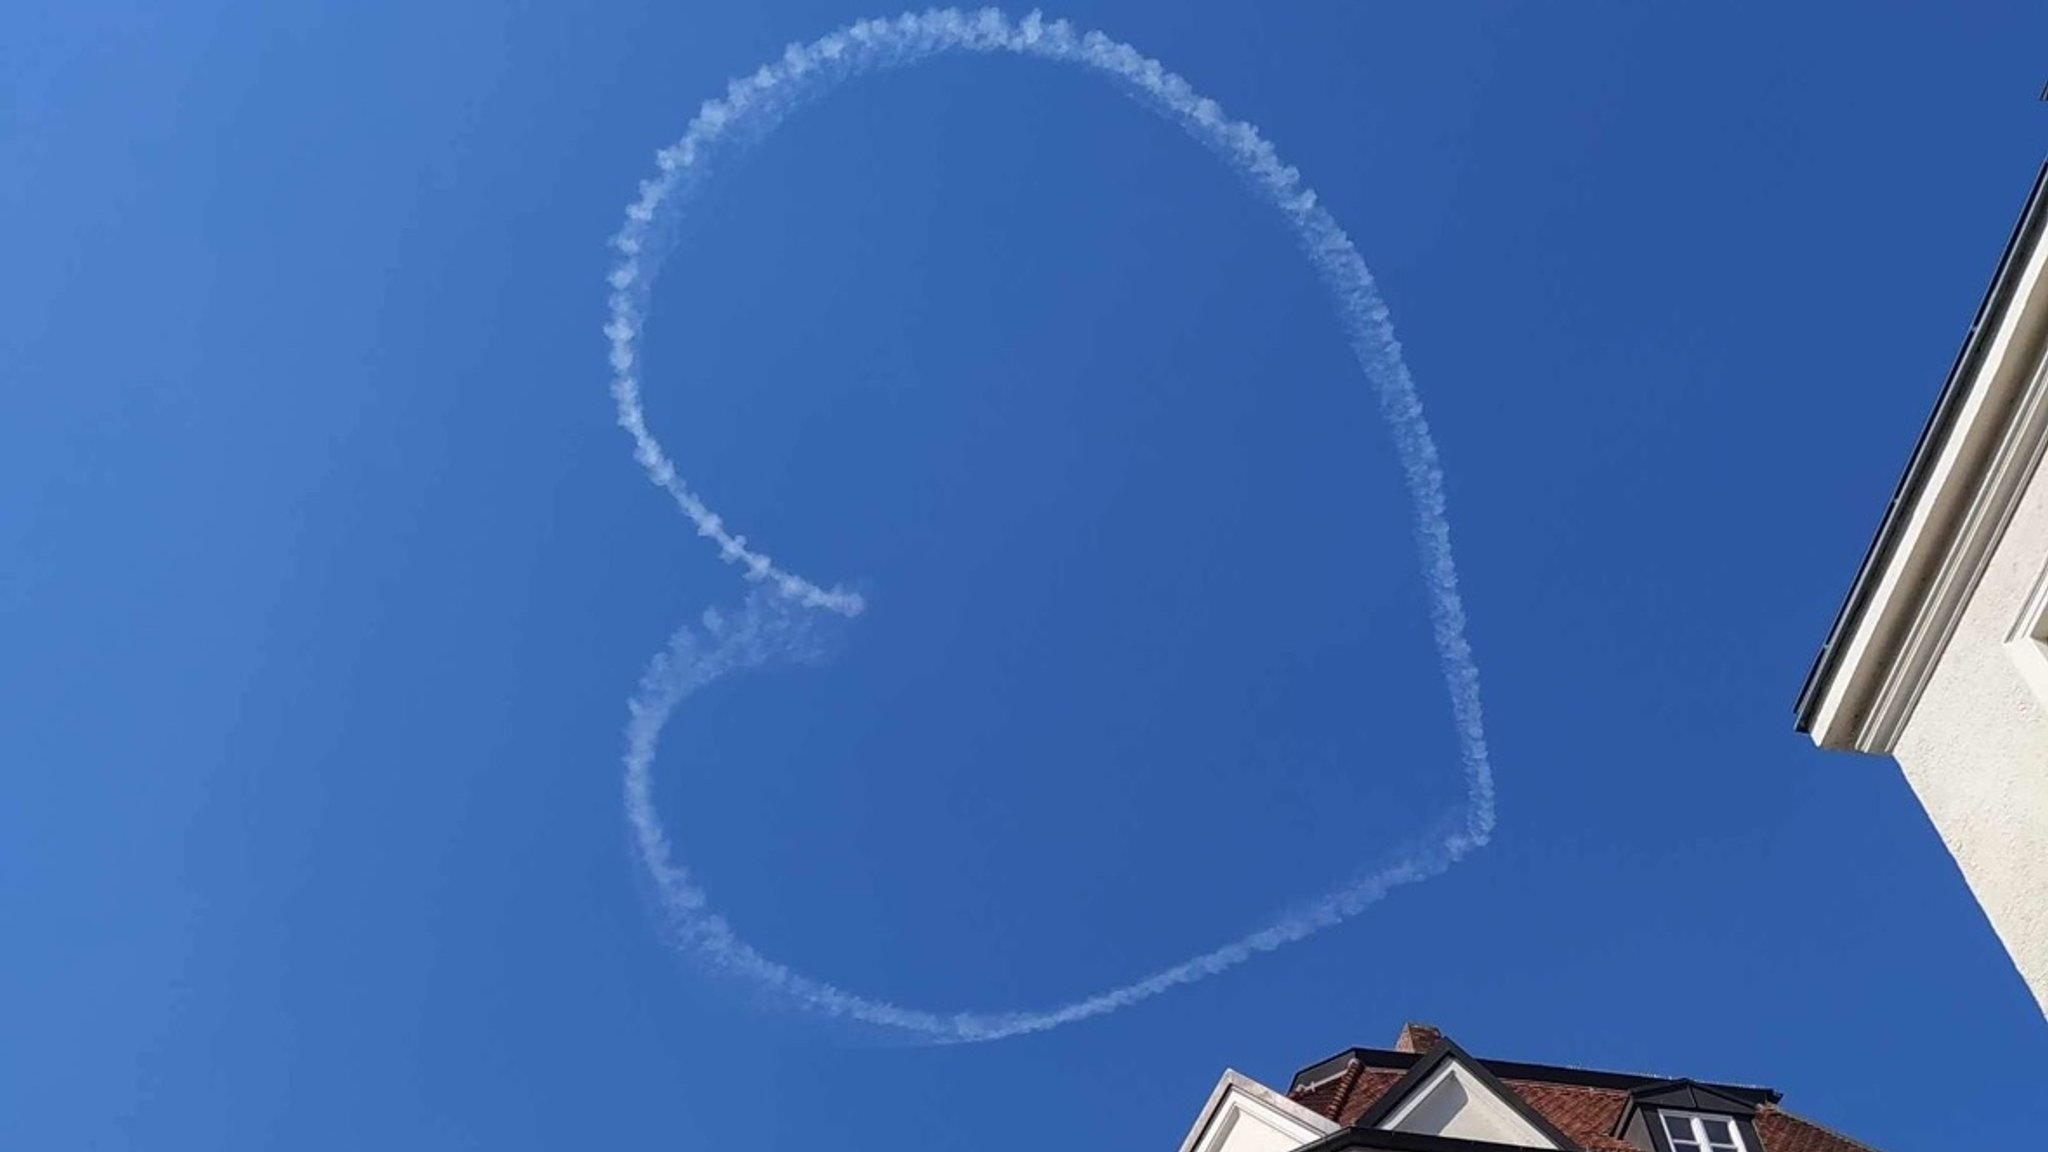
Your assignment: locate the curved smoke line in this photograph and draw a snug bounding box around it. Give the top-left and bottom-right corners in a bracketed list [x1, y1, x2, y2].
[605, 7, 1495, 1043]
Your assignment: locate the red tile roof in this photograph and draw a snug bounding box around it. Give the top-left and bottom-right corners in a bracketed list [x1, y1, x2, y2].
[1750, 1111, 1883, 1152]
[1285, 1024, 1879, 1152]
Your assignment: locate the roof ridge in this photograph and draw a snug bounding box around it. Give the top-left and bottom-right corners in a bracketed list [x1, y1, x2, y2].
[1351, 1046, 1779, 1099]
[1499, 1079, 1619, 1093]
[1329, 1057, 1368, 1122]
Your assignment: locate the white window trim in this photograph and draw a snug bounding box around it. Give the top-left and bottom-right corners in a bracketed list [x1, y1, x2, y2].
[2004, 546, 2048, 705]
[1659, 1110, 1745, 1152]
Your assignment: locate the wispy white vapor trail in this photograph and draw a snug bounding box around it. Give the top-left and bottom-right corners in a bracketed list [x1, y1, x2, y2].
[608, 8, 1495, 1043]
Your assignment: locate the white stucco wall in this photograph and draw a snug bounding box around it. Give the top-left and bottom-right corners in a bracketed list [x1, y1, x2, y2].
[1893, 460, 2048, 1019]
[1175, 1072, 1335, 1152]
[1381, 1062, 1555, 1148]
[1200, 1108, 1318, 1152]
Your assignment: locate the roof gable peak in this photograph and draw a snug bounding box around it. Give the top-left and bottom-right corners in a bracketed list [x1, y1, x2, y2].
[1626, 1078, 1758, 1117]
[1353, 1039, 1580, 1151]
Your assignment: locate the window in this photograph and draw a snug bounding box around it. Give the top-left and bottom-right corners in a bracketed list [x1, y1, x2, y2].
[1661, 1112, 1743, 1152]
[2005, 555, 2048, 707]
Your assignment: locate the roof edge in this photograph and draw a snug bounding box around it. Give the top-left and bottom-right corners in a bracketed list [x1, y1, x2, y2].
[1180, 1070, 1341, 1152]
[1289, 1046, 1780, 1106]
[1299, 1126, 1595, 1152]
[1795, 157, 2048, 733]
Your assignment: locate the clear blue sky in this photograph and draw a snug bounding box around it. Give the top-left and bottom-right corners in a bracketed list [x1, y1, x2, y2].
[6, 1, 2047, 1148]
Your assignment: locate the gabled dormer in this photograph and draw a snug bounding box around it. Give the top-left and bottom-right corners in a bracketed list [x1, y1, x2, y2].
[1348, 1038, 1576, 1149]
[1616, 1080, 1763, 1152]
[1176, 1069, 1340, 1152]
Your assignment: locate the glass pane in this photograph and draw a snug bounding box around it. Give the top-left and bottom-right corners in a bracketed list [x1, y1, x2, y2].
[1670, 1141, 1703, 1152]
[1662, 1115, 1696, 1141]
[1700, 1118, 1735, 1145]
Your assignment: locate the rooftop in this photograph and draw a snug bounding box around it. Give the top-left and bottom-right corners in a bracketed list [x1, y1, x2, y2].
[1282, 1024, 1877, 1152]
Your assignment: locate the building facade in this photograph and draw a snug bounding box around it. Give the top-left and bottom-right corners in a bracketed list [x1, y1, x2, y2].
[1177, 1023, 1877, 1152]
[1795, 161, 2048, 1019]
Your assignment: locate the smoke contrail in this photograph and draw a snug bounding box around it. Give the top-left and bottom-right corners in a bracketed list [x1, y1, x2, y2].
[607, 7, 1495, 1043]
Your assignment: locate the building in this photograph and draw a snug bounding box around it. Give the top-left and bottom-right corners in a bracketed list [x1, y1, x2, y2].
[1178, 1023, 1876, 1152]
[1794, 160, 2048, 1019]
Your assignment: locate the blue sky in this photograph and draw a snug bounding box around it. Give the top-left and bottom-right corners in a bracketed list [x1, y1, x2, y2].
[5, 0, 2047, 1148]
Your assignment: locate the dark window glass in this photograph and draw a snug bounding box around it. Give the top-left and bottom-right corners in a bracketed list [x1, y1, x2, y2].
[1661, 1112, 1741, 1152]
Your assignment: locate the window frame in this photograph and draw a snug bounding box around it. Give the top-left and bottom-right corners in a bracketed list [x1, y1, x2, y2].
[2005, 546, 2048, 705]
[1657, 1110, 1746, 1152]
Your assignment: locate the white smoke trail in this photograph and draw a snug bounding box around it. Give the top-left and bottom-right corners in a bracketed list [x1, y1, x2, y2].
[608, 7, 1495, 1043]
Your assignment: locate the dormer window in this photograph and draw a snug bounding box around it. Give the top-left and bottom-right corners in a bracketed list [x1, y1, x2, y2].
[1661, 1111, 1745, 1152]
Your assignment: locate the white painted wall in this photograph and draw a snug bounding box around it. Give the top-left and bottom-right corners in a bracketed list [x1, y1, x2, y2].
[1175, 1072, 1335, 1152]
[1801, 170, 2048, 1024]
[1893, 455, 2048, 1019]
[1381, 1062, 1555, 1148]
